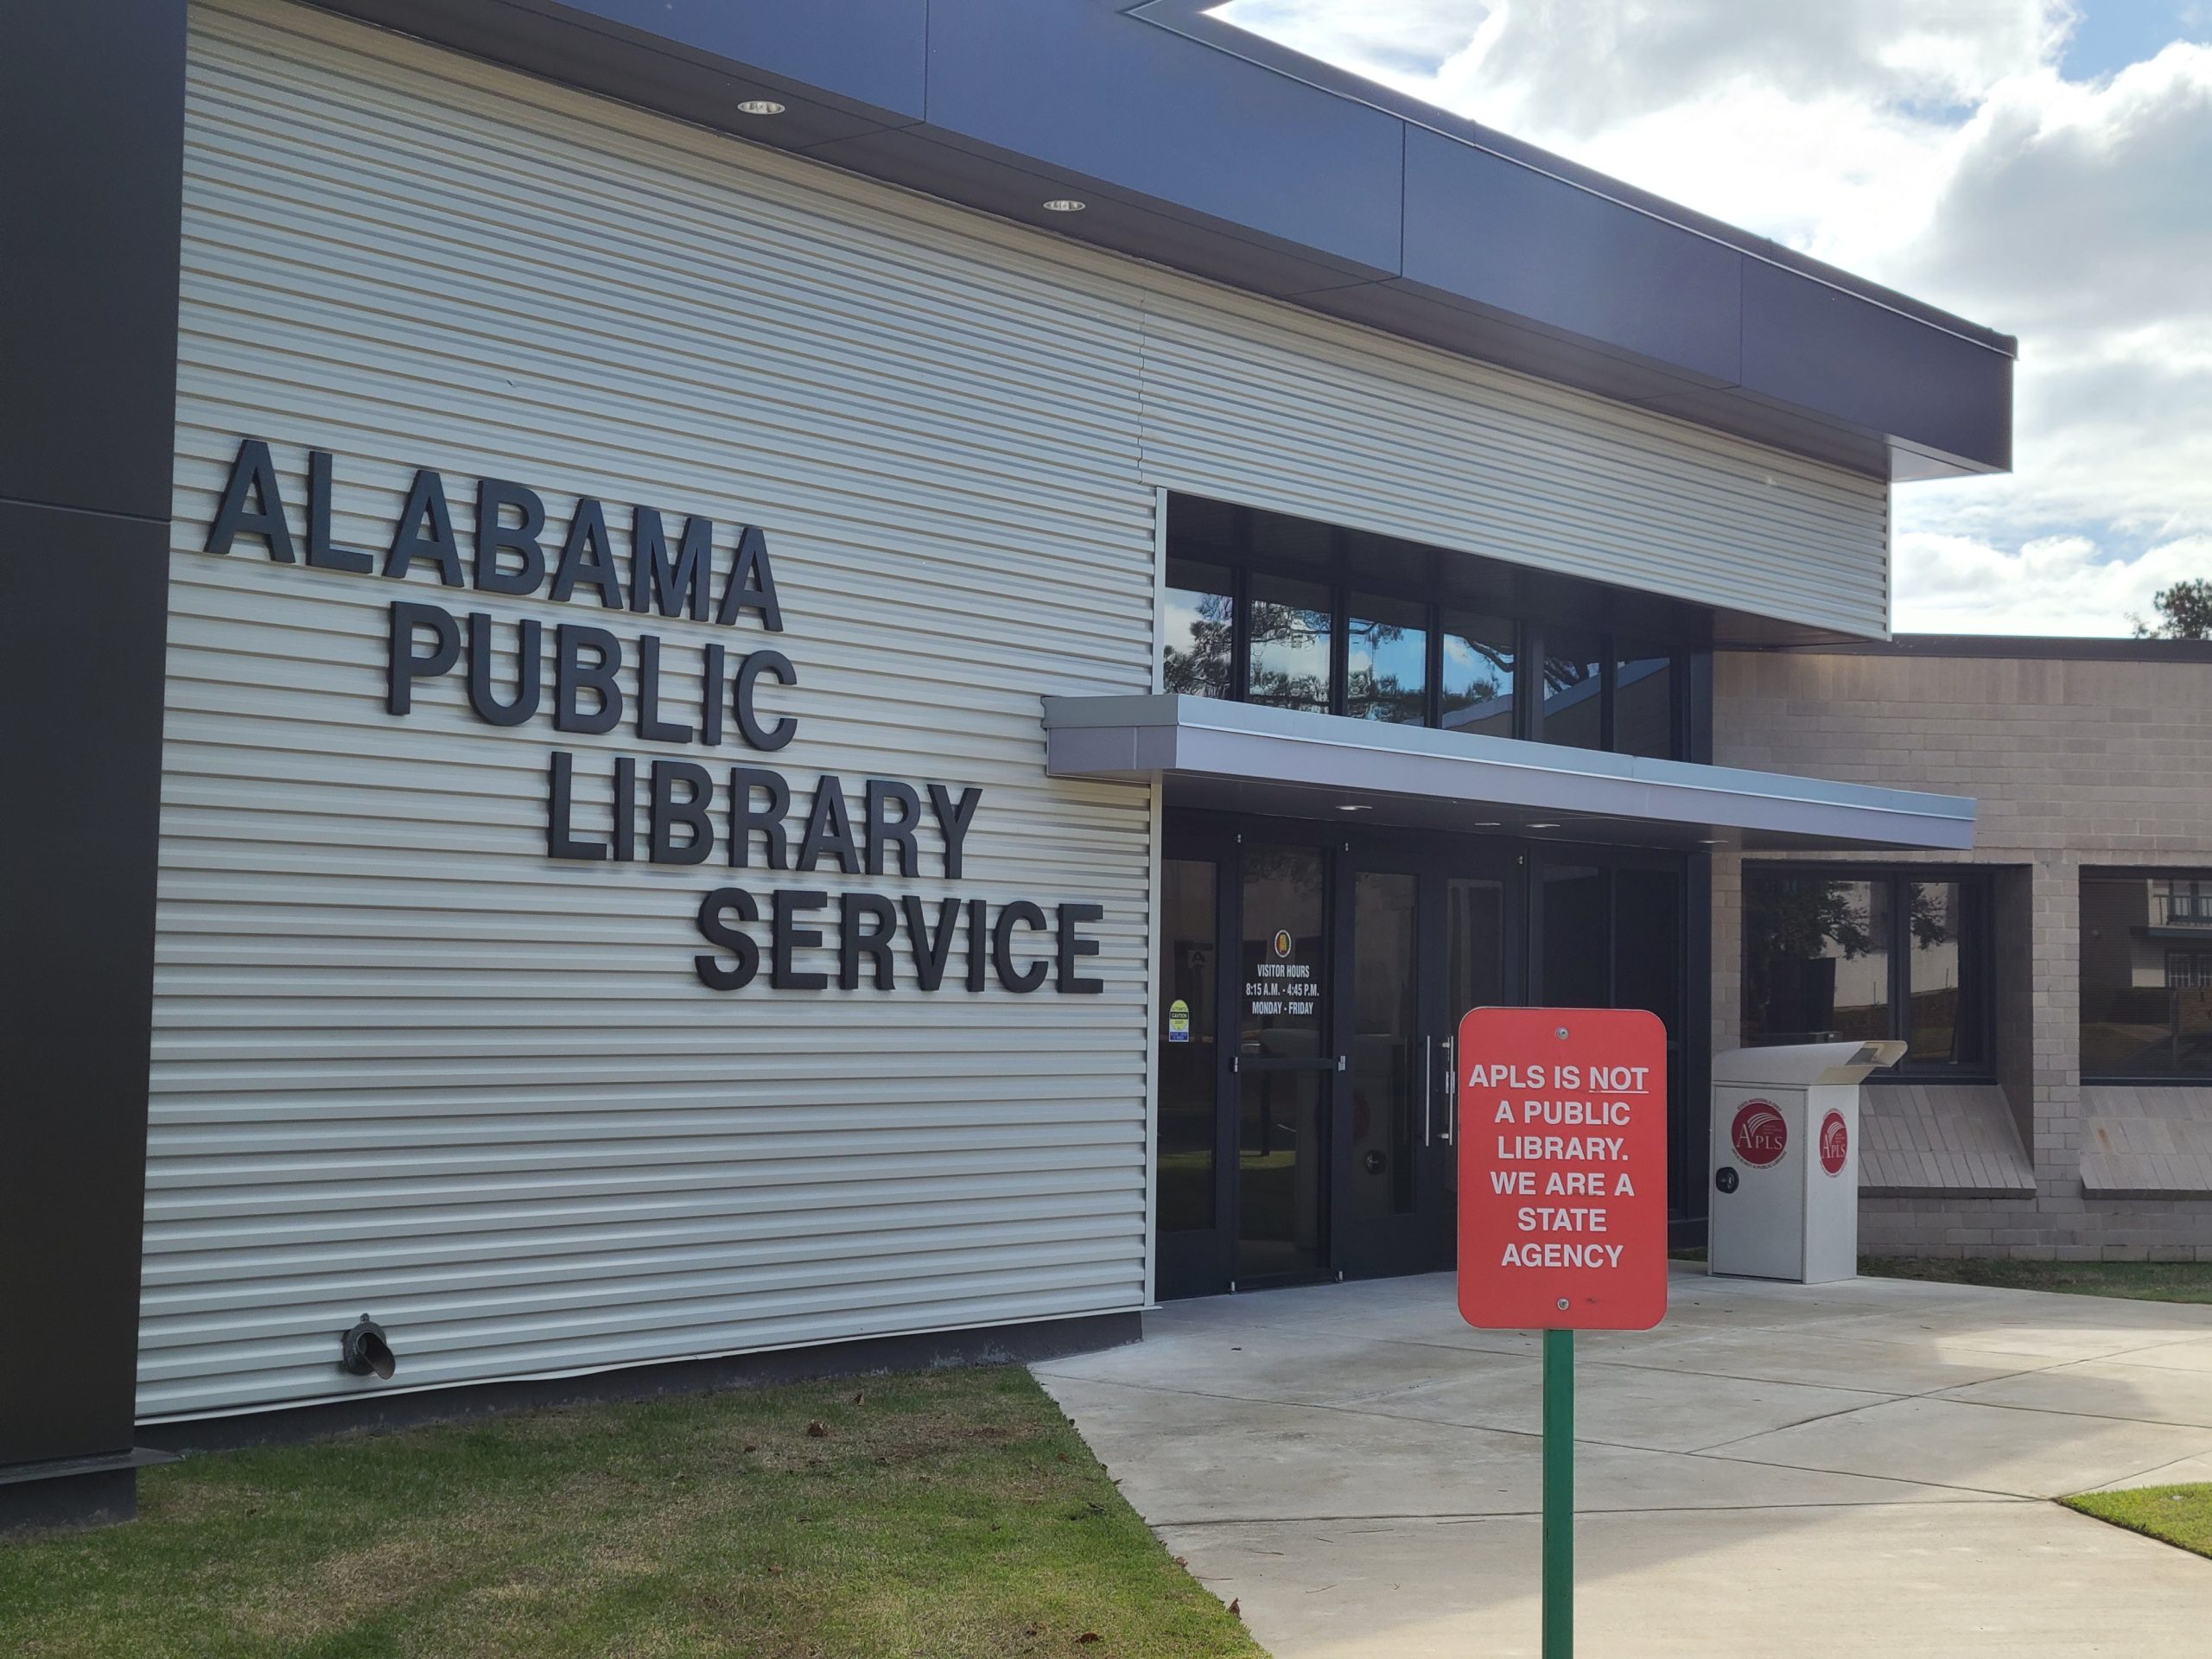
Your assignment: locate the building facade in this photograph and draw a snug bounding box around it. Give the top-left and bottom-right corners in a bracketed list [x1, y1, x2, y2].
[4, 0, 2017, 1528]
[1715, 639, 2212, 1261]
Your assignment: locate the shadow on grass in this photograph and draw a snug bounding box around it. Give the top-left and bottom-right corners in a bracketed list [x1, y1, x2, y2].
[0, 1365, 1266, 1659]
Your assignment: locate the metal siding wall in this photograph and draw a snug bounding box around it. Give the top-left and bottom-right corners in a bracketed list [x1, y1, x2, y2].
[152, 0, 1154, 1419]
[153, 0, 1890, 1418]
[1136, 302, 1891, 636]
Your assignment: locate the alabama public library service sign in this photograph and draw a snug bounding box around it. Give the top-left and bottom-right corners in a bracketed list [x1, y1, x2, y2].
[201, 438, 1108, 996]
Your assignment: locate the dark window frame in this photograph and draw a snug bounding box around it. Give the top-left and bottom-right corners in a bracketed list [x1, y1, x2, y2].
[1163, 523, 1689, 760]
[2081, 866, 2212, 1086]
[1738, 863, 1997, 1083]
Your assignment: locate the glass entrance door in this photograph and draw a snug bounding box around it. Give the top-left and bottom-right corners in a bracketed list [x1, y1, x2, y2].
[1235, 842, 1332, 1281]
[1440, 873, 1512, 1246]
[1154, 816, 1683, 1295]
[1337, 849, 1516, 1277]
[1153, 852, 1226, 1300]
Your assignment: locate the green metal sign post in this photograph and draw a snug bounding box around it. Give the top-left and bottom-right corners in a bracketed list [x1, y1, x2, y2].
[1541, 1327, 1574, 1658]
[1457, 1007, 1670, 1659]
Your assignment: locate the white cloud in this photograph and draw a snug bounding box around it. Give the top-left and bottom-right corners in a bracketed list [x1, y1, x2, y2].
[1214, 2, 2212, 634]
[1896, 530, 2212, 633]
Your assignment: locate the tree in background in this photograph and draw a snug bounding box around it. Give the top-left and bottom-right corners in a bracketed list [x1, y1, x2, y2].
[2133, 579, 2212, 640]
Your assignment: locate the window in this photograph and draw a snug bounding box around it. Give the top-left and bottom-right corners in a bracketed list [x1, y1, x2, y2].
[1440, 609, 1515, 738]
[1536, 864, 1610, 1005]
[2158, 877, 2212, 925]
[2166, 951, 2212, 990]
[1163, 497, 1691, 758]
[1155, 857, 1218, 1231]
[1245, 575, 1332, 713]
[1162, 558, 1233, 698]
[1904, 879, 1985, 1067]
[1612, 645, 1675, 760]
[1741, 868, 1989, 1072]
[1345, 593, 1427, 723]
[2082, 870, 2212, 1080]
[1539, 626, 1605, 751]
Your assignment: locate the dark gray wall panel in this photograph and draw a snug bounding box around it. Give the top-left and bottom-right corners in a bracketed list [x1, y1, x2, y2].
[549, 0, 927, 117]
[313, 0, 2013, 478]
[923, 0, 1403, 275]
[0, 0, 188, 520]
[1739, 260, 2014, 474]
[1400, 126, 1742, 388]
[1, 0, 181, 1511]
[805, 125, 1386, 299]
[0, 502, 171, 1465]
[315, 0, 906, 149]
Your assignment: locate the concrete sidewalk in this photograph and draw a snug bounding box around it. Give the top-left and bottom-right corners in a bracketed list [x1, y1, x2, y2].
[1035, 1267, 2212, 1657]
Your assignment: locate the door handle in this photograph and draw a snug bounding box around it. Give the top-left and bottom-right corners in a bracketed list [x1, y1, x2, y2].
[1422, 1034, 1433, 1147]
[1442, 1033, 1456, 1144]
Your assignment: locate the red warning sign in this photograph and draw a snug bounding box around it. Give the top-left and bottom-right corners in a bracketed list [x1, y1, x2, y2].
[1729, 1098, 1789, 1168]
[1457, 1006, 1669, 1332]
[1819, 1109, 1850, 1176]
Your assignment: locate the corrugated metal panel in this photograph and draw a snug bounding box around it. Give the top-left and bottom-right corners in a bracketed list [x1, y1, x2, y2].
[151, 0, 1157, 1419]
[1137, 301, 1892, 638]
[154, 0, 1893, 1418]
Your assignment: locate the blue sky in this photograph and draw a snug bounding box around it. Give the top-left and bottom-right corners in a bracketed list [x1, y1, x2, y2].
[2063, 0, 2209, 76]
[1217, 2, 2212, 634]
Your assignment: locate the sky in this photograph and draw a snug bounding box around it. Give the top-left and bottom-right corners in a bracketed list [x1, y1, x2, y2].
[1214, 1, 2212, 636]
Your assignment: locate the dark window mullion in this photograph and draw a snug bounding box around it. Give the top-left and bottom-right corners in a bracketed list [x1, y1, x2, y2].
[1599, 632, 1617, 752]
[1663, 654, 1681, 765]
[1522, 622, 1543, 743]
[1606, 866, 1619, 1007]
[1330, 582, 1349, 717]
[1891, 874, 1911, 1048]
[1230, 564, 1250, 702]
[1425, 601, 1444, 728]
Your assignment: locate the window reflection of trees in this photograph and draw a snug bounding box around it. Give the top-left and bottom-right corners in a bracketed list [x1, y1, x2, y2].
[1744, 872, 1974, 1055]
[1345, 613, 1426, 724]
[1441, 629, 1514, 734]
[1163, 588, 1232, 696]
[1248, 594, 1332, 711]
[1542, 655, 1599, 696]
[1743, 875, 1883, 1045]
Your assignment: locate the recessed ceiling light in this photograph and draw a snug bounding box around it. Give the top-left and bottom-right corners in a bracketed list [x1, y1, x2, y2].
[1336, 804, 1371, 813]
[1473, 821, 1502, 829]
[737, 99, 786, 116]
[1527, 822, 1560, 830]
[1042, 198, 1087, 213]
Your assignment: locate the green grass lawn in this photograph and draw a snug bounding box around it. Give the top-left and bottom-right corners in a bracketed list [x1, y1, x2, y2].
[2063, 1484, 2212, 1560]
[1859, 1255, 2212, 1305]
[0, 1366, 1264, 1659]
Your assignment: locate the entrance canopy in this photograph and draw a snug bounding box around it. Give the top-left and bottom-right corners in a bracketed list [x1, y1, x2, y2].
[1044, 695, 1974, 850]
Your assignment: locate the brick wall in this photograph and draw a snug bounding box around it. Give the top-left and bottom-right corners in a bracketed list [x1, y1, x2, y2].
[1713, 645, 2212, 1260]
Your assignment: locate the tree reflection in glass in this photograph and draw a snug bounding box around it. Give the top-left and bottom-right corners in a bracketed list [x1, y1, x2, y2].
[1346, 593, 1427, 723]
[1742, 874, 1885, 1045]
[1247, 575, 1332, 713]
[1162, 559, 1233, 697]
